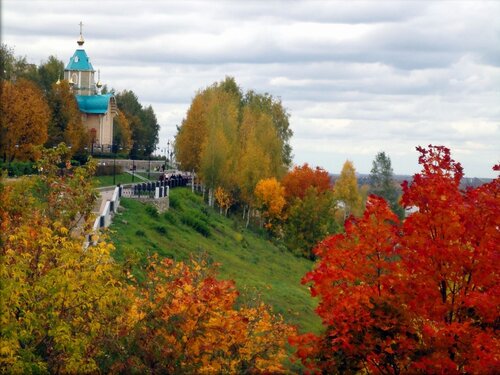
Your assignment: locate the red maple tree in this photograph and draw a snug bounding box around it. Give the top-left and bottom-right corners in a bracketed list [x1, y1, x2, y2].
[291, 145, 499, 374]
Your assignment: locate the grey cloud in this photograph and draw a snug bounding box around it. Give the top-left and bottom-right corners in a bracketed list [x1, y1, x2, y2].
[2, 0, 499, 177]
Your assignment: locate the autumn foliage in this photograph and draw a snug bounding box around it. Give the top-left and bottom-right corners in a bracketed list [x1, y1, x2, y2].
[281, 163, 332, 201]
[254, 177, 286, 229]
[0, 148, 127, 373]
[0, 79, 50, 162]
[115, 256, 294, 374]
[292, 145, 499, 374]
[0, 147, 294, 373]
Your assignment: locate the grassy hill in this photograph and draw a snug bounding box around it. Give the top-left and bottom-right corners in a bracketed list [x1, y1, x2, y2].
[108, 188, 321, 334]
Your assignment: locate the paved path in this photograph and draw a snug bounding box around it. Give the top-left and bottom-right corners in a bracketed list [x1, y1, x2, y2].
[94, 187, 116, 215]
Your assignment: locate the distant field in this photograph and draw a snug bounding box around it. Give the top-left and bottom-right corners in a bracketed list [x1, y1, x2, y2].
[109, 188, 322, 335]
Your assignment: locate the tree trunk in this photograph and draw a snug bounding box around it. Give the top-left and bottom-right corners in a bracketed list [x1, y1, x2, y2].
[191, 170, 195, 193]
[246, 207, 251, 228]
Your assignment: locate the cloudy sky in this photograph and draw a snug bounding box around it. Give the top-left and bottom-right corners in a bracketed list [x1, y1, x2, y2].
[3, 0, 499, 177]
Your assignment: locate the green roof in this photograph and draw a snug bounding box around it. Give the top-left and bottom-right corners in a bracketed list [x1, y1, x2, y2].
[65, 49, 94, 71]
[76, 94, 113, 114]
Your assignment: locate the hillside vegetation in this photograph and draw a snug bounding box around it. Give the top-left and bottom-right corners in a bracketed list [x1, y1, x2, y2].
[109, 188, 321, 334]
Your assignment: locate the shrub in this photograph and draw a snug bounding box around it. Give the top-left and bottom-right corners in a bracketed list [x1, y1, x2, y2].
[169, 195, 180, 209]
[154, 225, 168, 235]
[163, 211, 177, 224]
[1, 161, 37, 177]
[181, 213, 210, 237]
[135, 230, 146, 237]
[145, 205, 159, 218]
[186, 208, 208, 223]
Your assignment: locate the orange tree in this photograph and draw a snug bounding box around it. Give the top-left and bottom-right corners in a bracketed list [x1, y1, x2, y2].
[0, 79, 50, 162]
[281, 163, 332, 201]
[292, 145, 499, 374]
[113, 255, 294, 374]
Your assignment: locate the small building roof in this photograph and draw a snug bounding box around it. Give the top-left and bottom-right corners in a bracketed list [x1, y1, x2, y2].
[76, 94, 114, 114]
[65, 49, 94, 71]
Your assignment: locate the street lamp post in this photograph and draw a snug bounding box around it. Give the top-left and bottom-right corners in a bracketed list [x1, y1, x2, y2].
[132, 157, 135, 182]
[167, 140, 170, 169]
[148, 151, 151, 180]
[131, 146, 137, 183]
[112, 144, 122, 185]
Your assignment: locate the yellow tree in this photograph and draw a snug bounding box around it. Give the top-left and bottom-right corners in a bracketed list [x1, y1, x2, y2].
[0, 79, 50, 162]
[0, 147, 130, 373]
[175, 92, 209, 172]
[254, 177, 286, 230]
[199, 88, 239, 206]
[113, 110, 133, 152]
[244, 90, 293, 168]
[333, 160, 363, 219]
[215, 186, 234, 215]
[237, 106, 285, 226]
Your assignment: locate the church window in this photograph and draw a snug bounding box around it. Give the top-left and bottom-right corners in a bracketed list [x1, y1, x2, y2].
[74, 56, 79, 62]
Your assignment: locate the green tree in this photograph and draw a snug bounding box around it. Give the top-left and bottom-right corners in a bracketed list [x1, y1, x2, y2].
[284, 188, 339, 259]
[116, 90, 159, 158]
[46, 80, 88, 157]
[36, 56, 65, 94]
[0, 44, 37, 82]
[140, 105, 160, 156]
[369, 151, 404, 219]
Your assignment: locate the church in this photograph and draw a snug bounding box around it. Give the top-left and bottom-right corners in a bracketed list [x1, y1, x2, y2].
[63, 23, 117, 153]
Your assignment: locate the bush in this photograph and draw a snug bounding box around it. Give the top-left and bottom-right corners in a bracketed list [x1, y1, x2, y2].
[169, 195, 180, 209]
[135, 230, 146, 237]
[186, 208, 209, 223]
[181, 213, 210, 237]
[154, 225, 168, 235]
[163, 211, 178, 224]
[0, 161, 37, 177]
[145, 205, 159, 218]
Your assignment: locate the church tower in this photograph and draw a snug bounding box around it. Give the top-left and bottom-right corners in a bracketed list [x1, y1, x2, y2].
[64, 22, 97, 96]
[64, 22, 118, 152]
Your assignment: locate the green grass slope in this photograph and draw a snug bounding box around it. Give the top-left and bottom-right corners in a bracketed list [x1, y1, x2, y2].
[109, 188, 321, 334]
[92, 173, 151, 188]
